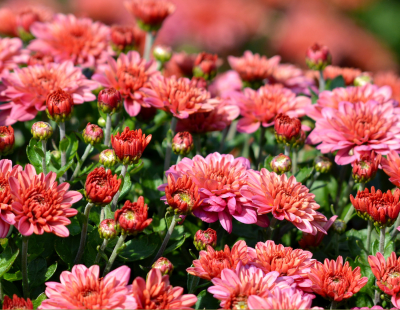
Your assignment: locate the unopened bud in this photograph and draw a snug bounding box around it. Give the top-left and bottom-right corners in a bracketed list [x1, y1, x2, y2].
[354, 74, 373, 87]
[177, 214, 186, 225]
[98, 87, 123, 115]
[193, 52, 219, 81]
[31, 122, 53, 141]
[46, 89, 74, 123]
[332, 219, 346, 235]
[274, 114, 302, 146]
[172, 132, 194, 156]
[99, 149, 118, 168]
[152, 257, 174, 276]
[83, 123, 104, 146]
[194, 228, 217, 251]
[0, 126, 15, 156]
[153, 45, 172, 63]
[51, 150, 61, 160]
[98, 117, 106, 127]
[352, 152, 381, 184]
[314, 156, 332, 173]
[98, 219, 118, 240]
[270, 154, 292, 175]
[305, 43, 332, 71]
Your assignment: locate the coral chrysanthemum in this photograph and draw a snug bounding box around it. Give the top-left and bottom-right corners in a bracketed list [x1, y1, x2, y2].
[0, 61, 97, 125]
[352, 151, 381, 184]
[242, 169, 327, 235]
[142, 75, 216, 119]
[186, 240, 249, 281]
[308, 256, 368, 302]
[0, 159, 21, 227]
[39, 265, 137, 309]
[232, 84, 311, 134]
[381, 150, 400, 187]
[131, 268, 197, 309]
[0, 37, 28, 75]
[28, 14, 112, 68]
[307, 101, 400, 165]
[85, 167, 121, 206]
[248, 241, 314, 291]
[9, 164, 82, 237]
[208, 263, 294, 309]
[114, 197, 152, 235]
[2, 294, 33, 310]
[299, 215, 338, 249]
[93, 51, 160, 116]
[374, 71, 400, 103]
[161, 153, 268, 233]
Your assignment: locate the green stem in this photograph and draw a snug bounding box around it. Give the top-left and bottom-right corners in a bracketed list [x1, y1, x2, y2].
[265, 217, 278, 241]
[292, 150, 298, 175]
[103, 234, 127, 276]
[94, 239, 109, 265]
[375, 227, 386, 305]
[255, 126, 266, 168]
[104, 114, 112, 147]
[391, 215, 400, 240]
[111, 164, 128, 211]
[176, 155, 182, 165]
[21, 236, 29, 298]
[330, 300, 337, 310]
[164, 117, 177, 174]
[337, 174, 354, 219]
[41, 140, 47, 174]
[100, 208, 105, 223]
[144, 31, 155, 61]
[219, 125, 230, 153]
[308, 172, 320, 190]
[59, 122, 67, 183]
[152, 214, 178, 264]
[367, 220, 372, 254]
[70, 144, 93, 181]
[319, 70, 325, 93]
[241, 134, 250, 159]
[284, 145, 290, 157]
[194, 134, 201, 156]
[73, 203, 94, 265]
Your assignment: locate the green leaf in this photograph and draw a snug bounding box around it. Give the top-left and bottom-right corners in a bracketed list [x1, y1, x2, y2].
[119, 234, 160, 262]
[28, 257, 47, 288]
[66, 134, 79, 161]
[329, 75, 346, 90]
[187, 272, 200, 294]
[45, 262, 57, 281]
[164, 233, 188, 255]
[0, 247, 19, 278]
[26, 139, 42, 167]
[56, 159, 74, 178]
[59, 137, 69, 153]
[195, 290, 219, 310]
[4, 270, 22, 282]
[151, 215, 166, 233]
[295, 167, 314, 183]
[55, 235, 80, 266]
[354, 293, 374, 308]
[68, 216, 82, 236]
[262, 155, 273, 172]
[33, 145, 45, 158]
[33, 293, 47, 310]
[118, 173, 132, 201]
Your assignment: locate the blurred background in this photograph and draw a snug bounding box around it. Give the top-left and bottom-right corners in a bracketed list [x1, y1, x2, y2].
[1, 0, 400, 73]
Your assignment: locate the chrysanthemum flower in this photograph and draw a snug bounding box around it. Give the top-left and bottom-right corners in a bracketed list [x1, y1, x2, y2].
[9, 164, 82, 237]
[194, 228, 217, 251]
[242, 169, 327, 235]
[381, 150, 400, 187]
[93, 51, 160, 116]
[142, 75, 216, 119]
[186, 240, 249, 281]
[85, 167, 121, 206]
[208, 263, 294, 309]
[161, 153, 267, 233]
[248, 241, 314, 291]
[114, 197, 152, 235]
[350, 187, 400, 228]
[323, 65, 366, 86]
[374, 71, 400, 103]
[0, 126, 15, 156]
[0, 61, 97, 125]
[299, 215, 338, 249]
[0, 159, 21, 227]
[368, 251, 400, 308]
[2, 294, 33, 310]
[27, 52, 54, 66]
[308, 256, 368, 302]
[28, 14, 112, 68]
[163, 52, 196, 78]
[39, 265, 137, 309]
[208, 70, 242, 98]
[352, 151, 381, 183]
[110, 25, 145, 55]
[232, 84, 311, 134]
[0, 37, 28, 75]
[307, 101, 400, 165]
[131, 268, 196, 309]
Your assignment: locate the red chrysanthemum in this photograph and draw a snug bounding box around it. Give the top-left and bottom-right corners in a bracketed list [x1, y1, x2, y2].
[46, 89, 74, 123]
[381, 151, 400, 188]
[0, 126, 15, 156]
[2, 294, 33, 310]
[194, 228, 217, 251]
[110, 25, 145, 54]
[85, 167, 121, 206]
[352, 151, 381, 183]
[274, 113, 302, 146]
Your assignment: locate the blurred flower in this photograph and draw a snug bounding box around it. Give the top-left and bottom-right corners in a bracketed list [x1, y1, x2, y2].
[93, 51, 159, 117]
[124, 0, 176, 31]
[382, 151, 400, 187]
[98, 219, 118, 240]
[97, 87, 123, 115]
[131, 268, 197, 309]
[354, 74, 373, 87]
[2, 295, 33, 310]
[307, 101, 400, 165]
[152, 257, 174, 276]
[28, 14, 112, 68]
[322, 66, 366, 86]
[0, 126, 15, 156]
[83, 123, 104, 146]
[46, 89, 74, 123]
[27, 52, 54, 66]
[0, 38, 28, 75]
[111, 127, 152, 165]
[0, 8, 18, 37]
[248, 240, 314, 291]
[142, 76, 216, 119]
[114, 197, 152, 235]
[374, 71, 400, 103]
[163, 52, 196, 78]
[0, 61, 97, 126]
[305, 43, 332, 71]
[350, 187, 400, 228]
[110, 25, 145, 55]
[9, 164, 82, 237]
[274, 114, 302, 146]
[186, 240, 249, 281]
[172, 132, 193, 156]
[208, 263, 294, 309]
[153, 45, 172, 63]
[99, 149, 117, 168]
[193, 52, 219, 81]
[270, 154, 292, 175]
[31, 122, 53, 141]
[194, 228, 217, 251]
[0, 159, 20, 231]
[352, 151, 381, 183]
[232, 85, 311, 134]
[332, 219, 347, 234]
[242, 169, 327, 235]
[308, 256, 367, 302]
[351, 307, 384, 310]
[314, 156, 332, 174]
[85, 167, 121, 206]
[299, 215, 338, 249]
[39, 265, 136, 309]
[208, 70, 242, 98]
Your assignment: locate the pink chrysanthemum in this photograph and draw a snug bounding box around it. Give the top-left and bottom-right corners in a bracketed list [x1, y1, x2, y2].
[161, 153, 268, 233]
[0, 159, 21, 227]
[242, 169, 327, 235]
[232, 84, 311, 134]
[382, 150, 400, 187]
[131, 268, 196, 309]
[0, 37, 28, 75]
[9, 164, 82, 237]
[92, 51, 160, 117]
[208, 263, 294, 309]
[141, 75, 216, 119]
[0, 61, 97, 125]
[39, 265, 137, 309]
[307, 101, 400, 165]
[208, 70, 243, 98]
[28, 14, 112, 68]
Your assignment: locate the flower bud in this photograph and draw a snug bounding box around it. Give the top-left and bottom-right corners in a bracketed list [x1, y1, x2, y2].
[85, 167, 121, 206]
[194, 228, 217, 251]
[99, 149, 118, 168]
[274, 114, 302, 146]
[46, 88, 74, 123]
[354, 74, 373, 87]
[110, 25, 142, 54]
[314, 156, 332, 173]
[152, 257, 174, 276]
[98, 117, 106, 127]
[176, 214, 186, 225]
[153, 45, 172, 63]
[332, 219, 346, 235]
[83, 123, 104, 146]
[98, 87, 123, 115]
[51, 150, 61, 160]
[270, 154, 292, 175]
[352, 152, 381, 184]
[172, 132, 193, 156]
[98, 219, 118, 240]
[31, 122, 53, 141]
[0, 126, 15, 156]
[305, 43, 332, 71]
[193, 52, 219, 81]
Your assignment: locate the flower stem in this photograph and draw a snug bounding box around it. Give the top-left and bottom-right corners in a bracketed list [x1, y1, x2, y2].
[265, 217, 278, 241]
[367, 220, 373, 254]
[284, 145, 290, 157]
[319, 70, 325, 93]
[21, 236, 29, 299]
[111, 164, 128, 211]
[292, 150, 298, 175]
[103, 234, 127, 276]
[144, 31, 155, 61]
[330, 301, 337, 310]
[100, 208, 105, 223]
[74, 203, 94, 265]
[375, 227, 386, 305]
[104, 113, 112, 147]
[152, 214, 179, 264]
[194, 134, 201, 156]
[308, 172, 320, 190]
[164, 117, 177, 175]
[176, 155, 181, 165]
[41, 140, 47, 174]
[219, 125, 230, 153]
[337, 174, 354, 219]
[70, 144, 93, 181]
[255, 126, 266, 168]
[391, 215, 400, 240]
[94, 239, 109, 265]
[59, 122, 67, 183]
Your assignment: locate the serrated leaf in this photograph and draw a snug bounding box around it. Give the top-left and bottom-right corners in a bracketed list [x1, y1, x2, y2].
[118, 173, 132, 201]
[33, 293, 47, 309]
[119, 234, 160, 262]
[295, 167, 314, 183]
[0, 247, 19, 278]
[27, 139, 42, 167]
